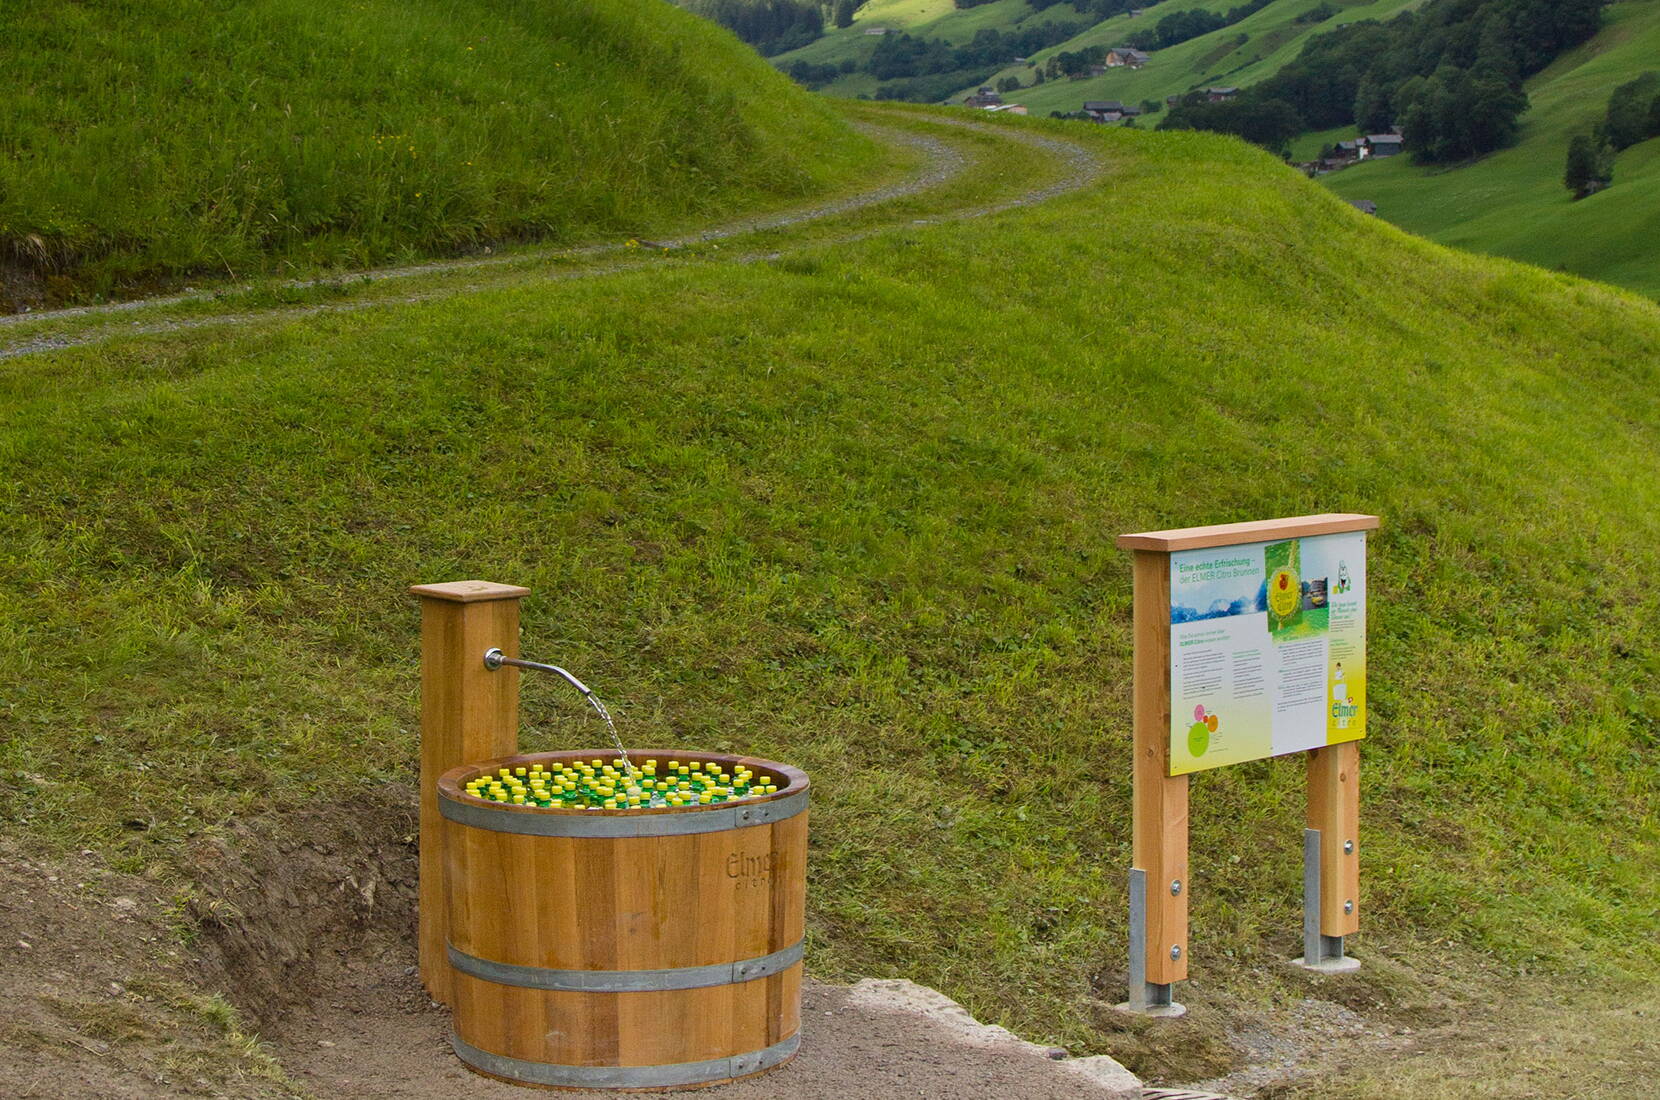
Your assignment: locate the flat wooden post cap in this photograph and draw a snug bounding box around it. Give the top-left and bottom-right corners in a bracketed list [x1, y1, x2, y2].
[409, 580, 532, 603]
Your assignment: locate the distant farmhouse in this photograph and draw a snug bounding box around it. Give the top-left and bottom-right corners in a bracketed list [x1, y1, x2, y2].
[959, 87, 1028, 114]
[1347, 199, 1379, 215]
[1205, 87, 1239, 101]
[863, 26, 891, 36]
[1105, 48, 1150, 69]
[1083, 100, 1142, 123]
[1305, 130, 1408, 176]
[1363, 133, 1403, 157]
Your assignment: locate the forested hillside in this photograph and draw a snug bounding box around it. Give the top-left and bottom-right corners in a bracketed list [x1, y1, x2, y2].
[1161, 0, 1608, 159]
[759, 0, 1432, 106]
[1322, 0, 1660, 298]
[958, 0, 1431, 116]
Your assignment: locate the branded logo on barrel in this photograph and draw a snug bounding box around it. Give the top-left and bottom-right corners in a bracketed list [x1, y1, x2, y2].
[727, 851, 775, 887]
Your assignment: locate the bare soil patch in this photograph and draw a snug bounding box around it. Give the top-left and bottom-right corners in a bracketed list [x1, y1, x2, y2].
[7, 795, 1647, 1099]
[2, 794, 1144, 1099]
[0, 840, 294, 1098]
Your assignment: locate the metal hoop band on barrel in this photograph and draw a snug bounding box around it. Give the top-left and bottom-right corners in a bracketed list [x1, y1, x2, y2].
[438, 787, 808, 837]
[446, 940, 804, 993]
[450, 1031, 801, 1090]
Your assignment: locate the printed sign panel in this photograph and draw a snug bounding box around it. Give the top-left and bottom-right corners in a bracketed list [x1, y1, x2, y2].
[1168, 531, 1366, 775]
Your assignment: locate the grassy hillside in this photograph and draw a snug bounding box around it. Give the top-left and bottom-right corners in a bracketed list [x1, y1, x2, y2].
[1323, 0, 1660, 298]
[772, 0, 1063, 99]
[977, 0, 1427, 115]
[770, 0, 1427, 109]
[3, 107, 1657, 1079]
[0, 0, 876, 308]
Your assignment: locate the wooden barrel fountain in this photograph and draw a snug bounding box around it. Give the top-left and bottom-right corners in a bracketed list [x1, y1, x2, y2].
[436, 749, 809, 1090]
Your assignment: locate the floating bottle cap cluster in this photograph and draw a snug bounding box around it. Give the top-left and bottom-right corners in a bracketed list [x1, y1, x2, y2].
[464, 758, 780, 810]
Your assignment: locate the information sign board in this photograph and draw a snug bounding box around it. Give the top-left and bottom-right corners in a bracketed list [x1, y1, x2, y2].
[1168, 531, 1366, 775]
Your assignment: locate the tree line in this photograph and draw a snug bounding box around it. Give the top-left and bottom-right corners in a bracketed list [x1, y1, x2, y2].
[781, 20, 1087, 100]
[1565, 71, 1660, 198]
[1122, 0, 1271, 52]
[682, 0, 826, 57]
[1159, 0, 1607, 162]
[956, 0, 1159, 16]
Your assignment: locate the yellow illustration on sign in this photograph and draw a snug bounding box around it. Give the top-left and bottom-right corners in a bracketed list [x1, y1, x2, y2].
[1267, 568, 1300, 618]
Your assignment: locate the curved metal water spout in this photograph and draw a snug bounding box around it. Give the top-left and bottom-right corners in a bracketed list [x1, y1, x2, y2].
[483, 648, 630, 771]
[483, 647, 593, 697]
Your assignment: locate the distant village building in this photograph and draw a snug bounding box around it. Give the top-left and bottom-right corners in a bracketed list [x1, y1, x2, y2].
[1205, 87, 1239, 101]
[1083, 99, 1140, 122]
[964, 87, 1003, 109]
[864, 26, 891, 35]
[1105, 48, 1150, 68]
[1347, 199, 1379, 215]
[986, 103, 1029, 115]
[1363, 134, 1403, 157]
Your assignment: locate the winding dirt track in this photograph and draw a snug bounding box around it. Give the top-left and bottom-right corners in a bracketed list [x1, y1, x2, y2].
[0, 114, 1104, 362]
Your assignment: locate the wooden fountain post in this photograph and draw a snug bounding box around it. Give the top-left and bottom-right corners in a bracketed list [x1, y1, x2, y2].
[411, 580, 530, 1005]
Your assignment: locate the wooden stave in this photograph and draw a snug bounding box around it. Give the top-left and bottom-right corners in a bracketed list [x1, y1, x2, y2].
[438, 749, 807, 1087]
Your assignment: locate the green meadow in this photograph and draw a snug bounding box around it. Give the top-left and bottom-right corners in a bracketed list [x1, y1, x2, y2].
[770, 0, 1054, 100]
[1322, 0, 1660, 297]
[0, 0, 875, 307]
[4, 99, 1658, 1086]
[966, 0, 1428, 115]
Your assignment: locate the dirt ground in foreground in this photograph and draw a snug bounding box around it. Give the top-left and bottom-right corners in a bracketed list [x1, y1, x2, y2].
[1, 793, 1653, 1100]
[0, 795, 1139, 1100]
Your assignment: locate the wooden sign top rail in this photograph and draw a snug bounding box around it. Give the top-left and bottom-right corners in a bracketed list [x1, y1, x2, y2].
[1116, 513, 1379, 553]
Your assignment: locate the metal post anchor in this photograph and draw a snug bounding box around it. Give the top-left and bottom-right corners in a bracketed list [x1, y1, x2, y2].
[1293, 828, 1361, 973]
[1116, 868, 1186, 1016]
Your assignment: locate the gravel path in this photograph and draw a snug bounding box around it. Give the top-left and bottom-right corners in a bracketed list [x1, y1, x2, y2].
[0, 116, 1105, 362]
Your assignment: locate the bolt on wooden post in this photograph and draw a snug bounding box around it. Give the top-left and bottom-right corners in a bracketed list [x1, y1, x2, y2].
[410, 580, 531, 1006]
[1116, 514, 1378, 1013]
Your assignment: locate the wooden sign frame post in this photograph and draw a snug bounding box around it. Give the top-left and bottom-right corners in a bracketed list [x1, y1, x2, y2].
[410, 580, 531, 1006]
[1115, 514, 1378, 1015]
